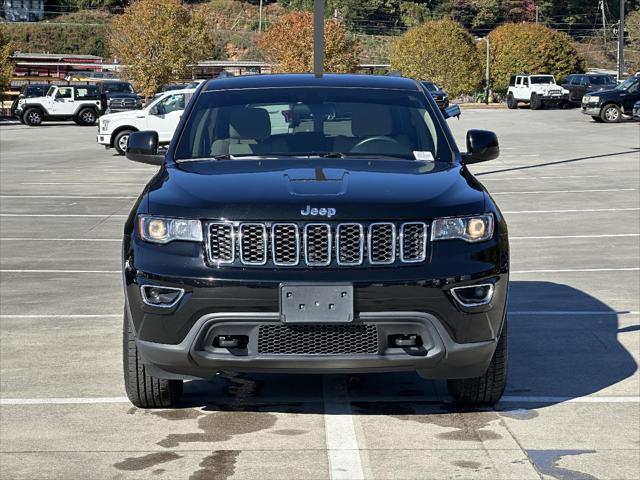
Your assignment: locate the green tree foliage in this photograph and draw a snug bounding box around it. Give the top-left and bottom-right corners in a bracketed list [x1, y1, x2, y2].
[108, 0, 215, 97]
[258, 10, 361, 73]
[389, 18, 482, 96]
[626, 9, 640, 72]
[486, 23, 585, 92]
[5, 23, 108, 57]
[0, 24, 15, 97]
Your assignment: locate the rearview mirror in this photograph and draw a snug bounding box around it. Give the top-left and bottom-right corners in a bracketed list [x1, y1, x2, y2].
[444, 104, 461, 119]
[462, 129, 499, 164]
[126, 131, 164, 166]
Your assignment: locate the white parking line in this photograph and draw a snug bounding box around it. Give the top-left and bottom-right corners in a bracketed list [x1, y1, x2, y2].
[0, 315, 122, 318]
[20, 182, 144, 186]
[0, 195, 137, 199]
[0, 269, 120, 273]
[0, 238, 120, 242]
[512, 267, 640, 273]
[493, 188, 637, 195]
[511, 234, 639, 240]
[510, 311, 639, 315]
[504, 208, 640, 214]
[483, 175, 600, 180]
[0, 214, 127, 218]
[322, 376, 365, 480]
[1, 395, 637, 406]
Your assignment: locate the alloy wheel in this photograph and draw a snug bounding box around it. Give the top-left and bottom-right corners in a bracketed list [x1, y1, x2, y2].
[604, 107, 620, 122]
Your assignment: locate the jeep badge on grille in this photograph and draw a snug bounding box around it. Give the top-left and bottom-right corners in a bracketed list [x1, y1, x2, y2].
[300, 205, 336, 218]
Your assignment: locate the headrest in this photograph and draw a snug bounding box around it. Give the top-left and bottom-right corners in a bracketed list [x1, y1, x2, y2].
[351, 104, 393, 137]
[229, 107, 271, 141]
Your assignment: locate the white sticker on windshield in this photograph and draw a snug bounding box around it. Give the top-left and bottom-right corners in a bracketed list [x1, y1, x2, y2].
[413, 151, 434, 161]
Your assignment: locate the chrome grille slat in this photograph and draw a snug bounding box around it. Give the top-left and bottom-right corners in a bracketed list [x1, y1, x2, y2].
[400, 222, 428, 263]
[368, 223, 396, 265]
[239, 223, 267, 265]
[304, 223, 332, 266]
[207, 221, 427, 267]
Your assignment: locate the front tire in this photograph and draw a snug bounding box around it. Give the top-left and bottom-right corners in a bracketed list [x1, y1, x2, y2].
[77, 108, 97, 126]
[506, 93, 517, 109]
[114, 129, 133, 155]
[601, 104, 622, 123]
[530, 93, 542, 110]
[123, 309, 183, 408]
[591, 116, 604, 123]
[447, 317, 508, 406]
[24, 108, 43, 126]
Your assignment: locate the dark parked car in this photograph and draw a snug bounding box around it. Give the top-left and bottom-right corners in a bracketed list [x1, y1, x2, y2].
[96, 81, 142, 113]
[121, 74, 508, 409]
[562, 73, 617, 105]
[633, 100, 640, 120]
[421, 81, 450, 110]
[10, 84, 50, 120]
[582, 76, 640, 122]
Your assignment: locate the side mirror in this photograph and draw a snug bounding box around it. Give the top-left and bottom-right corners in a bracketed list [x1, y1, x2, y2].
[462, 129, 499, 164]
[443, 104, 461, 119]
[126, 131, 164, 165]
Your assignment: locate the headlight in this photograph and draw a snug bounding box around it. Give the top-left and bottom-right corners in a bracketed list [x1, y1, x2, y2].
[100, 119, 110, 131]
[431, 214, 494, 243]
[138, 216, 203, 244]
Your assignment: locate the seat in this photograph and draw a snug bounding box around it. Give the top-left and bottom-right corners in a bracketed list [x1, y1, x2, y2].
[333, 104, 396, 152]
[211, 107, 287, 156]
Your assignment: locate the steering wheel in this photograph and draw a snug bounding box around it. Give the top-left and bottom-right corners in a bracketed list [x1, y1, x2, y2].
[350, 136, 401, 153]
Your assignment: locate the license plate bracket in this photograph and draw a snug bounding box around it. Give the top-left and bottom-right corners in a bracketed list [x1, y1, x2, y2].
[280, 284, 354, 323]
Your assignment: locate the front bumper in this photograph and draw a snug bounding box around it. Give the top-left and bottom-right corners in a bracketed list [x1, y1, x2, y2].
[96, 133, 112, 147]
[123, 229, 509, 381]
[581, 103, 601, 116]
[14, 107, 23, 118]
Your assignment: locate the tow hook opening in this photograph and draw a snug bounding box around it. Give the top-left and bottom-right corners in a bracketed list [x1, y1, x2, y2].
[214, 335, 249, 349]
[388, 334, 423, 348]
[450, 283, 494, 307]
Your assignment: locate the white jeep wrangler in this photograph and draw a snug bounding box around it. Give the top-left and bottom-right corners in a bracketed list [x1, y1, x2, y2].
[97, 88, 195, 155]
[506, 74, 569, 110]
[14, 85, 103, 126]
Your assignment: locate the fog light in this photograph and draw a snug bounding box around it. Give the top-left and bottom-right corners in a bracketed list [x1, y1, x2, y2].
[214, 335, 248, 349]
[141, 285, 184, 308]
[450, 283, 494, 307]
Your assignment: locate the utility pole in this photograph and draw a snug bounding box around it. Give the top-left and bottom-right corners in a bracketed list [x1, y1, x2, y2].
[535, 5, 539, 23]
[313, 0, 325, 77]
[617, 0, 625, 81]
[599, 0, 607, 50]
[258, 0, 263, 33]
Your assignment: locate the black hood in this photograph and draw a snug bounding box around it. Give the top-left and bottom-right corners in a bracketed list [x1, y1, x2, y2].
[145, 159, 486, 221]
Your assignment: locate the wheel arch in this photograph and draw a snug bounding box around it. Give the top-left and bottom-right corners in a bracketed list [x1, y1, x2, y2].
[22, 104, 48, 116]
[111, 125, 139, 147]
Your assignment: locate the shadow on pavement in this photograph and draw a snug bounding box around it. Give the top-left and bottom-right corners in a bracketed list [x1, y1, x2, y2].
[174, 281, 637, 413]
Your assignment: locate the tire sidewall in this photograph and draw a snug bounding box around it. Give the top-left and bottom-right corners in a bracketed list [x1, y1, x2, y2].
[24, 108, 43, 126]
[78, 108, 97, 126]
[114, 130, 133, 155]
[601, 104, 621, 123]
[507, 93, 516, 109]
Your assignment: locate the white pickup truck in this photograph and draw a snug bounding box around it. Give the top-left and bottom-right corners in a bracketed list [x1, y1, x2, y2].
[97, 88, 195, 154]
[506, 74, 569, 110]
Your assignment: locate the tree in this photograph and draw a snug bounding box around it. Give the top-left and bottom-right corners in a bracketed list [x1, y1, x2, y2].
[389, 18, 482, 97]
[626, 9, 640, 72]
[0, 24, 14, 99]
[258, 11, 361, 73]
[108, 0, 214, 97]
[486, 23, 585, 93]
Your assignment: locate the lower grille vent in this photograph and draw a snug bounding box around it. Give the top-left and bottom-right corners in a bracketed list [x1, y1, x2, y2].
[257, 324, 379, 355]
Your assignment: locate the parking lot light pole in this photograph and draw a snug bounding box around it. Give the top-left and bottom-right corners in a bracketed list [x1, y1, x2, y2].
[617, 0, 625, 81]
[314, 0, 325, 78]
[485, 36, 490, 104]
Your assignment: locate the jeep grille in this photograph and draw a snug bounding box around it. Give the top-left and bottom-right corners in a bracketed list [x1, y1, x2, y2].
[206, 221, 428, 267]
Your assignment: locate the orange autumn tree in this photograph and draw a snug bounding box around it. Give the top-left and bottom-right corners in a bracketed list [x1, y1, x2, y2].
[109, 0, 214, 97]
[259, 11, 361, 73]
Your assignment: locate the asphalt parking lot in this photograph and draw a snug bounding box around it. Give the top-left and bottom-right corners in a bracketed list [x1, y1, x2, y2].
[0, 109, 638, 480]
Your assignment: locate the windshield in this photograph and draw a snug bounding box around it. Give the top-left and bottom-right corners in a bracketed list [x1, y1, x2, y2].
[103, 83, 133, 93]
[589, 75, 615, 85]
[421, 81, 437, 92]
[616, 77, 639, 90]
[530, 76, 555, 84]
[174, 87, 450, 163]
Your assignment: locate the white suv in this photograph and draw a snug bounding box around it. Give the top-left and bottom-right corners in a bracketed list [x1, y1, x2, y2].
[506, 74, 569, 110]
[97, 88, 195, 155]
[15, 85, 102, 126]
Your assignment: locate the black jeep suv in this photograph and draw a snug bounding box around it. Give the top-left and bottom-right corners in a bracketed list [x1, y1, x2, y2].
[122, 74, 509, 408]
